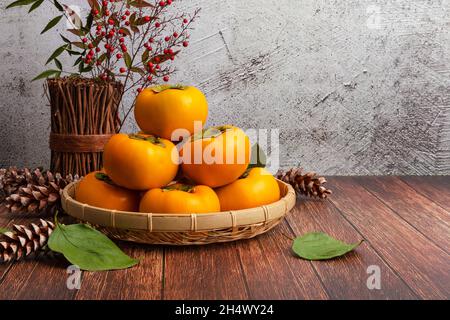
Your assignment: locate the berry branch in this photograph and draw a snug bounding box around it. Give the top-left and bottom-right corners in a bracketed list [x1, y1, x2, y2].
[7, 0, 199, 126]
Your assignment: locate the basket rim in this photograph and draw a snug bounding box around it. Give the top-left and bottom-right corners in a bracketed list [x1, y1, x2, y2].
[61, 179, 296, 232]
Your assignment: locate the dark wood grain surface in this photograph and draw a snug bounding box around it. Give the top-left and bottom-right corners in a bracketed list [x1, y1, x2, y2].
[0, 177, 449, 300]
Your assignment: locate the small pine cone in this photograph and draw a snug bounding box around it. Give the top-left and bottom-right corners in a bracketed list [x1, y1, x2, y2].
[0, 219, 55, 263]
[5, 168, 79, 215]
[0, 167, 29, 201]
[276, 167, 332, 199]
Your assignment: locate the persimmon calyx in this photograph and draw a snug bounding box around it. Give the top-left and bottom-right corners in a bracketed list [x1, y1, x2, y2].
[128, 133, 166, 147]
[149, 84, 186, 93]
[95, 172, 116, 185]
[162, 184, 195, 193]
[190, 125, 233, 142]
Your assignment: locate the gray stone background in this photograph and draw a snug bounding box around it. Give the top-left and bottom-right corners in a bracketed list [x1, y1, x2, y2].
[0, 0, 449, 175]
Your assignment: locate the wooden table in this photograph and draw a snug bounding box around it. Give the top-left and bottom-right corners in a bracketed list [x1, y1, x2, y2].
[0, 177, 449, 300]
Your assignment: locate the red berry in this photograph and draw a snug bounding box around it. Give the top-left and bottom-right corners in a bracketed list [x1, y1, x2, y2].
[104, 10, 110, 16]
[144, 43, 149, 49]
[119, 37, 125, 43]
[155, 64, 160, 69]
[170, 56, 175, 60]
[167, 0, 172, 4]
[102, 1, 108, 6]
[159, 1, 165, 6]
[125, 10, 130, 16]
[144, 16, 151, 22]
[173, 32, 178, 38]
[116, 53, 122, 59]
[101, 31, 106, 36]
[155, 22, 161, 28]
[183, 41, 188, 47]
[148, 46, 152, 51]
[163, 76, 169, 82]
[125, 21, 130, 26]
[147, 75, 153, 81]
[164, 36, 170, 42]
[183, 18, 188, 24]
[154, 57, 160, 63]
[96, 47, 101, 52]
[163, 48, 168, 54]
[121, 45, 127, 52]
[118, 29, 124, 35]
[82, 38, 88, 43]
[168, 48, 174, 54]
[96, 31, 101, 36]
[147, 62, 154, 68]
[104, 44, 110, 49]
[88, 49, 94, 56]
[92, 9, 99, 15]
[108, 19, 114, 25]
[149, 38, 154, 43]
[96, 60, 101, 65]
[120, 67, 126, 73]
[137, 88, 143, 93]
[88, 43, 94, 49]
[121, 15, 127, 21]
[96, 25, 102, 31]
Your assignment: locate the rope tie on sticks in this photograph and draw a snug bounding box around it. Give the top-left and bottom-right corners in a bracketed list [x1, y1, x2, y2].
[49, 133, 114, 153]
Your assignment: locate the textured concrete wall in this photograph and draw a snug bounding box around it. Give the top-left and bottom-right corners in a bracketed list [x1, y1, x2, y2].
[0, 0, 449, 175]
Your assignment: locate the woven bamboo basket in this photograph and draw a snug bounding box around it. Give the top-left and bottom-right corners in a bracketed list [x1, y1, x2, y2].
[61, 180, 296, 245]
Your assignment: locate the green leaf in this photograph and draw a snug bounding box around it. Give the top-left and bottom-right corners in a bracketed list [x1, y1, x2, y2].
[45, 44, 67, 65]
[54, 58, 62, 70]
[48, 223, 139, 271]
[67, 49, 81, 56]
[141, 49, 149, 63]
[28, 0, 43, 12]
[41, 15, 63, 34]
[60, 34, 71, 44]
[248, 143, 266, 169]
[31, 69, 60, 81]
[292, 232, 363, 261]
[71, 41, 86, 49]
[73, 56, 82, 66]
[130, 67, 145, 76]
[123, 52, 132, 68]
[0, 227, 10, 234]
[52, 0, 63, 11]
[67, 28, 86, 37]
[85, 13, 94, 30]
[6, 0, 36, 9]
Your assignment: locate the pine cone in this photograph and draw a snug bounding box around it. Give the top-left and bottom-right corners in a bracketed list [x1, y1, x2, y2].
[4, 168, 79, 215]
[0, 219, 55, 263]
[276, 167, 332, 199]
[0, 167, 30, 201]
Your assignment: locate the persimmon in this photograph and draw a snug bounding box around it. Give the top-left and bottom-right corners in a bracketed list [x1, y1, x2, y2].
[134, 85, 208, 141]
[103, 133, 178, 190]
[179, 125, 251, 188]
[75, 171, 140, 211]
[215, 167, 280, 211]
[139, 183, 220, 213]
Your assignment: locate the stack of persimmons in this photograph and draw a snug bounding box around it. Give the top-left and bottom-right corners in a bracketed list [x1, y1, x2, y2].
[75, 85, 281, 214]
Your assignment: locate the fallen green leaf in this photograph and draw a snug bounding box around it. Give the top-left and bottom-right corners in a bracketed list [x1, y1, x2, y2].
[48, 223, 139, 271]
[292, 232, 363, 260]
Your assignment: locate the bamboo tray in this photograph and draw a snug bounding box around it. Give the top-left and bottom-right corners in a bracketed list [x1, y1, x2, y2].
[61, 180, 296, 245]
